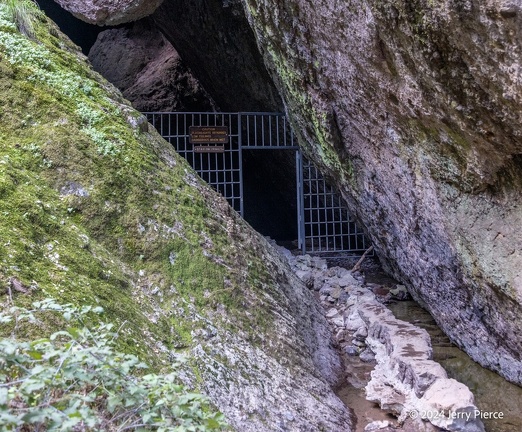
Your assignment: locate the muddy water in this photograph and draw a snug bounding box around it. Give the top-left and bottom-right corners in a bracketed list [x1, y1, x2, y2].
[322, 258, 522, 432]
[336, 356, 398, 432]
[389, 300, 522, 432]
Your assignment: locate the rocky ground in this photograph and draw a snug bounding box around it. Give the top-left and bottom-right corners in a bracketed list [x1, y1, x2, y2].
[271, 242, 485, 432]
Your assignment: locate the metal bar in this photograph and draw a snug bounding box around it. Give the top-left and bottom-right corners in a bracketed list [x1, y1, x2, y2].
[322, 176, 328, 251]
[240, 146, 299, 150]
[297, 150, 306, 254]
[276, 116, 280, 147]
[238, 113, 244, 217]
[261, 115, 265, 147]
[246, 115, 250, 146]
[143, 111, 371, 256]
[283, 116, 287, 147]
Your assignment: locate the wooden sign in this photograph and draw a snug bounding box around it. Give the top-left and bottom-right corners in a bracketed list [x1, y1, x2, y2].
[194, 145, 225, 153]
[189, 126, 229, 144]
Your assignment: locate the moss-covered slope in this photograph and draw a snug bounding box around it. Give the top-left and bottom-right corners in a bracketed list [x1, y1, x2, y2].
[0, 5, 352, 430]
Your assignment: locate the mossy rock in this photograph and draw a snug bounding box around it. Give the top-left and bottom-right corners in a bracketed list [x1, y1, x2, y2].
[0, 6, 354, 431]
[0, 3, 278, 368]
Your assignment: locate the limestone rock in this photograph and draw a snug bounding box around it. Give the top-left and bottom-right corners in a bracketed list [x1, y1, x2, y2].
[364, 420, 391, 431]
[276, 240, 485, 429]
[344, 309, 366, 331]
[360, 300, 484, 431]
[54, 0, 164, 25]
[354, 326, 368, 341]
[421, 379, 484, 432]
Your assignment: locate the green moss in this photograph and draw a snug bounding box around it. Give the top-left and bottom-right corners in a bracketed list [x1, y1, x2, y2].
[0, 3, 283, 381]
[262, 35, 357, 190]
[406, 118, 479, 190]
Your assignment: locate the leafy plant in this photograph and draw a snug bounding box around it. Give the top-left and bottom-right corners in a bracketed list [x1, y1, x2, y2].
[1, 0, 42, 39]
[0, 299, 228, 431]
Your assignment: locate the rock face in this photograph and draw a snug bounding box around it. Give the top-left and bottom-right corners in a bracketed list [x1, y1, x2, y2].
[240, 0, 522, 385]
[53, 0, 282, 111]
[53, 0, 164, 25]
[0, 8, 352, 431]
[88, 20, 216, 112]
[47, 0, 522, 385]
[151, 0, 282, 111]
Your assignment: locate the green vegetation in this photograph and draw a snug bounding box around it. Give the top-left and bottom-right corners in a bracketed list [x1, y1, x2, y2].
[0, 300, 228, 431]
[1, 0, 42, 39]
[0, 0, 285, 416]
[263, 40, 354, 188]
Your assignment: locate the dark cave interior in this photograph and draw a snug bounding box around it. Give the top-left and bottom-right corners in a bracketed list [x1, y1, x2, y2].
[36, 0, 106, 54]
[35, 0, 300, 244]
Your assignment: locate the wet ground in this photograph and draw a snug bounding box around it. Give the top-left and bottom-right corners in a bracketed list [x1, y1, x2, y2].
[389, 300, 522, 432]
[325, 256, 522, 432]
[336, 357, 398, 432]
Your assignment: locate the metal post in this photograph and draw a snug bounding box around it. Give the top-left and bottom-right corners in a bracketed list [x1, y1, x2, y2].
[296, 150, 306, 254]
[238, 113, 244, 217]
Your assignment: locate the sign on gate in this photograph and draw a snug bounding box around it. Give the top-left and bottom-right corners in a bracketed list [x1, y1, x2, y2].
[194, 145, 225, 153]
[189, 126, 229, 144]
[144, 112, 371, 256]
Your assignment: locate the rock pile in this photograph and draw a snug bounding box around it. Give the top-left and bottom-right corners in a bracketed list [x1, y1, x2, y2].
[275, 245, 485, 432]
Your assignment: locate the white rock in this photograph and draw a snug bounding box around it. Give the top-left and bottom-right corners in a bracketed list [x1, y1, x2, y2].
[326, 308, 339, 319]
[311, 257, 327, 270]
[338, 273, 359, 287]
[331, 316, 345, 327]
[364, 420, 390, 431]
[344, 310, 365, 330]
[360, 299, 485, 432]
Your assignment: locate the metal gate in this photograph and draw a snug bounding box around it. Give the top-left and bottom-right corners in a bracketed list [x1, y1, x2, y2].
[300, 157, 370, 253]
[145, 112, 370, 255]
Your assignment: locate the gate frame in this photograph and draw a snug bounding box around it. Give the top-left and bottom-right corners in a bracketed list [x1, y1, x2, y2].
[144, 111, 369, 256]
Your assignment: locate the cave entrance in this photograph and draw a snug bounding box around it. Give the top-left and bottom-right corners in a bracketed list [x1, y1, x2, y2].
[145, 112, 371, 255]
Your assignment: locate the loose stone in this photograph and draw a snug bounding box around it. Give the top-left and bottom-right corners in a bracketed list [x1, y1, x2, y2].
[326, 308, 340, 319]
[364, 420, 390, 431]
[359, 348, 376, 363]
[345, 345, 359, 356]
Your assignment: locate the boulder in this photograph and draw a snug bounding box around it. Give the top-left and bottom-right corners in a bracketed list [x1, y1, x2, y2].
[88, 20, 215, 112]
[240, 0, 522, 385]
[54, 0, 164, 25]
[0, 10, 352, 431]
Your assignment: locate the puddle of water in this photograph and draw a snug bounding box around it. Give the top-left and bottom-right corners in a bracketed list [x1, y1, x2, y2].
[389, 300, 522, 432]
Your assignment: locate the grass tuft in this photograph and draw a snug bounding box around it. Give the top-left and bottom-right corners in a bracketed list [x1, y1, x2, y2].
[2, 0, 42, 39]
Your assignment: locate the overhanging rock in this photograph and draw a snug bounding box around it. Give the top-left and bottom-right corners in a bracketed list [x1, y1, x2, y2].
[54, 0, 164, 25]
[240, 0, 522, 385]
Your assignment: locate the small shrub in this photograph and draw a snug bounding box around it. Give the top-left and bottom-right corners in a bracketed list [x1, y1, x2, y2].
[0, 299, 228, 431]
